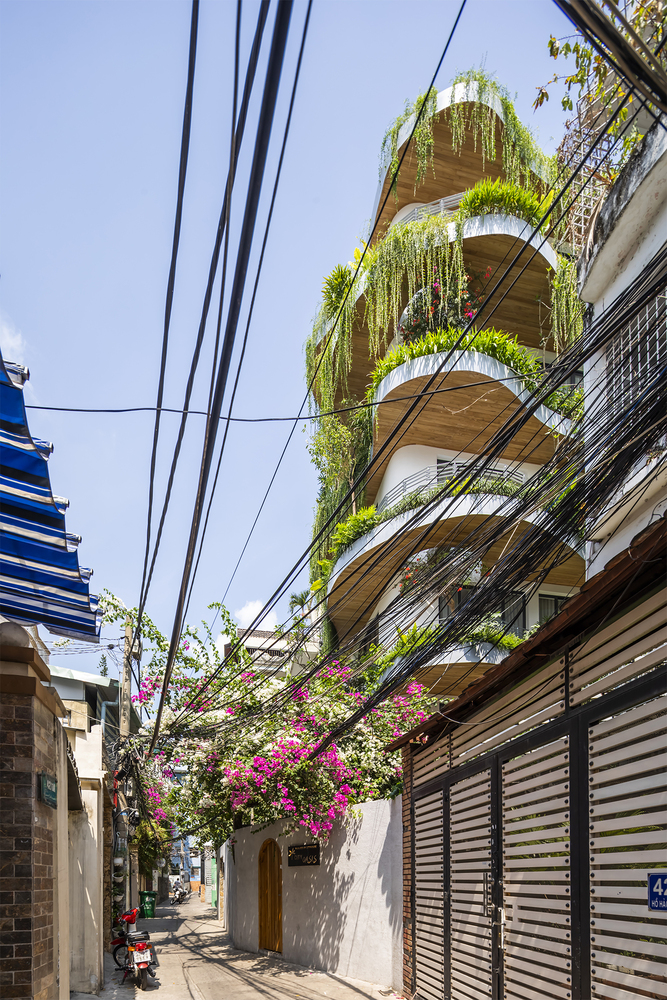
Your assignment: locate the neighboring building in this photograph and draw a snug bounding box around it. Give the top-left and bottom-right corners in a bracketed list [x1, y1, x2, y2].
[0, 350, 122, 998]
[224, 799, 403, 990]
[225, 628, 320, 677]
[578, 116, 667, 579]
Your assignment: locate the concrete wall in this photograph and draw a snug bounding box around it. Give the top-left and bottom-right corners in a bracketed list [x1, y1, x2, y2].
[225, 798, 403, 991]
[68, 725, 104, 994]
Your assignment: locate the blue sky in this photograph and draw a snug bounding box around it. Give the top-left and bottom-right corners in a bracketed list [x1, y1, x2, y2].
[0, 0, 573, 678]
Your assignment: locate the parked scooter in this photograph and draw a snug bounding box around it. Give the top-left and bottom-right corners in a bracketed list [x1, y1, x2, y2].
[111, 906, 159, 991]
[170, 884, 189, 905]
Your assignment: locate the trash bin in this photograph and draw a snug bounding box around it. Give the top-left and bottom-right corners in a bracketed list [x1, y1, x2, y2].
[139, 890, 158, 918]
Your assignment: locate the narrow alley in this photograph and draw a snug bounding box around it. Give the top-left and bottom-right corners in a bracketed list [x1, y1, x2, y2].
[71, 896, 404, 1000]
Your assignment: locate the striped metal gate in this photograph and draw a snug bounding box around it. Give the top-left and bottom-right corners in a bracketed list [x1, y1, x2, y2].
[450, 770, 493, 1000]
[411, 693, 666, 1000]
[414, 790, 445, 1000]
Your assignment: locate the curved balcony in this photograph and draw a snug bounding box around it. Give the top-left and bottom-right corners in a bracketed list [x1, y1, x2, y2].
[371, 80, 548, 238]
[365, 349, 571, 506]
[324, 212, 556, 406]
[389, 642, 510, 698]
[325, 492, 584, 640]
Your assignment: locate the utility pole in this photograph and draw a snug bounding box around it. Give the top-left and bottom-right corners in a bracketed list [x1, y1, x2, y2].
[120, 619, 132, 737]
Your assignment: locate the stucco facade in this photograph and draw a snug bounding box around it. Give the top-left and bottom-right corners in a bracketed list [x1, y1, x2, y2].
[224, 798, 403, 991]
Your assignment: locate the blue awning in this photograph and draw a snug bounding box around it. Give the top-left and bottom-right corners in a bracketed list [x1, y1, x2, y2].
[0, 352, 100, 641]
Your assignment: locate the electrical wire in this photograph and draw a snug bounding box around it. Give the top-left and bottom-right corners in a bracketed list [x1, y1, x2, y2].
[184, 0, 313, 622]
[164, 76, 646, 732]
[216, 0, 469, 608]
[148, 0, 296, 755]
[134, 0, 271, 640]
[136, 0, 200, 689]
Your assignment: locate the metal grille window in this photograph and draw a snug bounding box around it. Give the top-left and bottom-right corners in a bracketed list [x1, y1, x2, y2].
[606, 286, 667, 422]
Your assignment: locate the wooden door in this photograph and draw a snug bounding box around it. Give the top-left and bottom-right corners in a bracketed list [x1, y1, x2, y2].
[258, 839, 282, 952]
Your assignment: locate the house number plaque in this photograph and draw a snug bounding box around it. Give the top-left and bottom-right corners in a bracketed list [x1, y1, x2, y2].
[287, 843, 320, 867]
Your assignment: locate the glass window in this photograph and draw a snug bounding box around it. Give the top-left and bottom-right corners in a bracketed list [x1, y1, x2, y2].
[539, 594, 567, 623]
[440, 587, 526, 637]
[501, 592, 526, 637]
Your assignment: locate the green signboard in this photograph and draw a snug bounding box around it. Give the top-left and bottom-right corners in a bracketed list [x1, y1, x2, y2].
[40, 772, 57, 808]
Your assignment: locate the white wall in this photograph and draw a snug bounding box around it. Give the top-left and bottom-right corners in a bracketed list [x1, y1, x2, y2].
[225, 798, 403, 991]
[68, 724, 105, 994]
[375, 444, 542, 510]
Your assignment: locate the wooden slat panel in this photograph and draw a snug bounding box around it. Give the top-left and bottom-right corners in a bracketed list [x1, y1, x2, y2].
[591, 691, 667, 739]
[570, 642, 667, 705]
[570, 588, 667, 664]
[504, 981, 572, 1000]
[570, 608, 667, 680]
[449, 768, 492, 999]
[503, 738, 569, 774]
[457, 699, 567, 764]
[591, 966, 667, 998]
[589, 695, 667, 1000]
[415, 790, 444, 999]
[589, 752, 667, 786]
[503, 738, 572, 1000]
[591, 789, 666, 816]
[591, 810, 667, 833]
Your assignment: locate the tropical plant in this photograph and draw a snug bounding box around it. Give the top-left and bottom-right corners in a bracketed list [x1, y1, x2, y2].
[365, 324, 583, 418]
[550, 255, 585, 353]
[288, 590, 311, 615]
[457, 177, 546, 229]
[445, 68, 554, 187]
[534, 4, 666, 177]
[103, 596, 436, 845]
[380, 89, 440, 194]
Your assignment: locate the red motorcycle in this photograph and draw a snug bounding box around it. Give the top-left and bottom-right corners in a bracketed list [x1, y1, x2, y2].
[111, 907, 159, 990]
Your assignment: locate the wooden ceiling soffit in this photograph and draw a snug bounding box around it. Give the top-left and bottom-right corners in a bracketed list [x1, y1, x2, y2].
[365, 370, 560, 506]
[326, 514, 584, 640]
[373, 114, 509, 239]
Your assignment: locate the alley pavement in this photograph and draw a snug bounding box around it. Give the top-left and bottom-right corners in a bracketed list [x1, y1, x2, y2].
[71, 895, 405, 1000]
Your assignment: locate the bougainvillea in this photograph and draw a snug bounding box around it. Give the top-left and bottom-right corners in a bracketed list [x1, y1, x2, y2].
[102, 595, 434, 845]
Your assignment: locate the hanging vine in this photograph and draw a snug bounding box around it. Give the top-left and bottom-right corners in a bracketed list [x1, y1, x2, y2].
[444, 68, 555, 189]
[551, 255, 585, 353]
[379, 89, 440, 196]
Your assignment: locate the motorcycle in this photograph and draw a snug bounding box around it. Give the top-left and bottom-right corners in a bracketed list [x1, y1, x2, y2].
[111, 906, 159, 991]
[170, 885, 189, 905]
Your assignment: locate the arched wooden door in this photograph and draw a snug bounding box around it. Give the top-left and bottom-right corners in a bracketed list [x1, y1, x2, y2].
[258, 839, 282, 952]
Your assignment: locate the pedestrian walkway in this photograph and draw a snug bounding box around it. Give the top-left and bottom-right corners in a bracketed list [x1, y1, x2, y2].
[71, 895, 405, 1000]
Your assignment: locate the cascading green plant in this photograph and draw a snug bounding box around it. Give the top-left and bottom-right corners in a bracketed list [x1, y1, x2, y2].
[457, 177, 547, 230]
[365, 325, 582, 418]
[550, 255, 585, 353]
[445, 68, 555, 188]
[379, 89, 440, 195]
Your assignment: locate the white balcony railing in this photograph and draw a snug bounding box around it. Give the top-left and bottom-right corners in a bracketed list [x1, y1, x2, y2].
[376, 462, 524, 514]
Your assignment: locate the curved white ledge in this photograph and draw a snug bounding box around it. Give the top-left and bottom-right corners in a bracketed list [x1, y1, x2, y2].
[373, 349, 572, 437]
[459, 214, 557, 270]
[328, 493, 535, 594]
[372, 80, 548, 224]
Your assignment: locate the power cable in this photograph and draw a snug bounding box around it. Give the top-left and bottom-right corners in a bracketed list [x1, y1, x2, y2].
[23, 376, 539, 420]
[137, 0, 200, 655]
[217, 0, 469, 607]
[148, 0, 295, 755]
[185, 0, 313, 621]
[135, 0, 271, 638]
